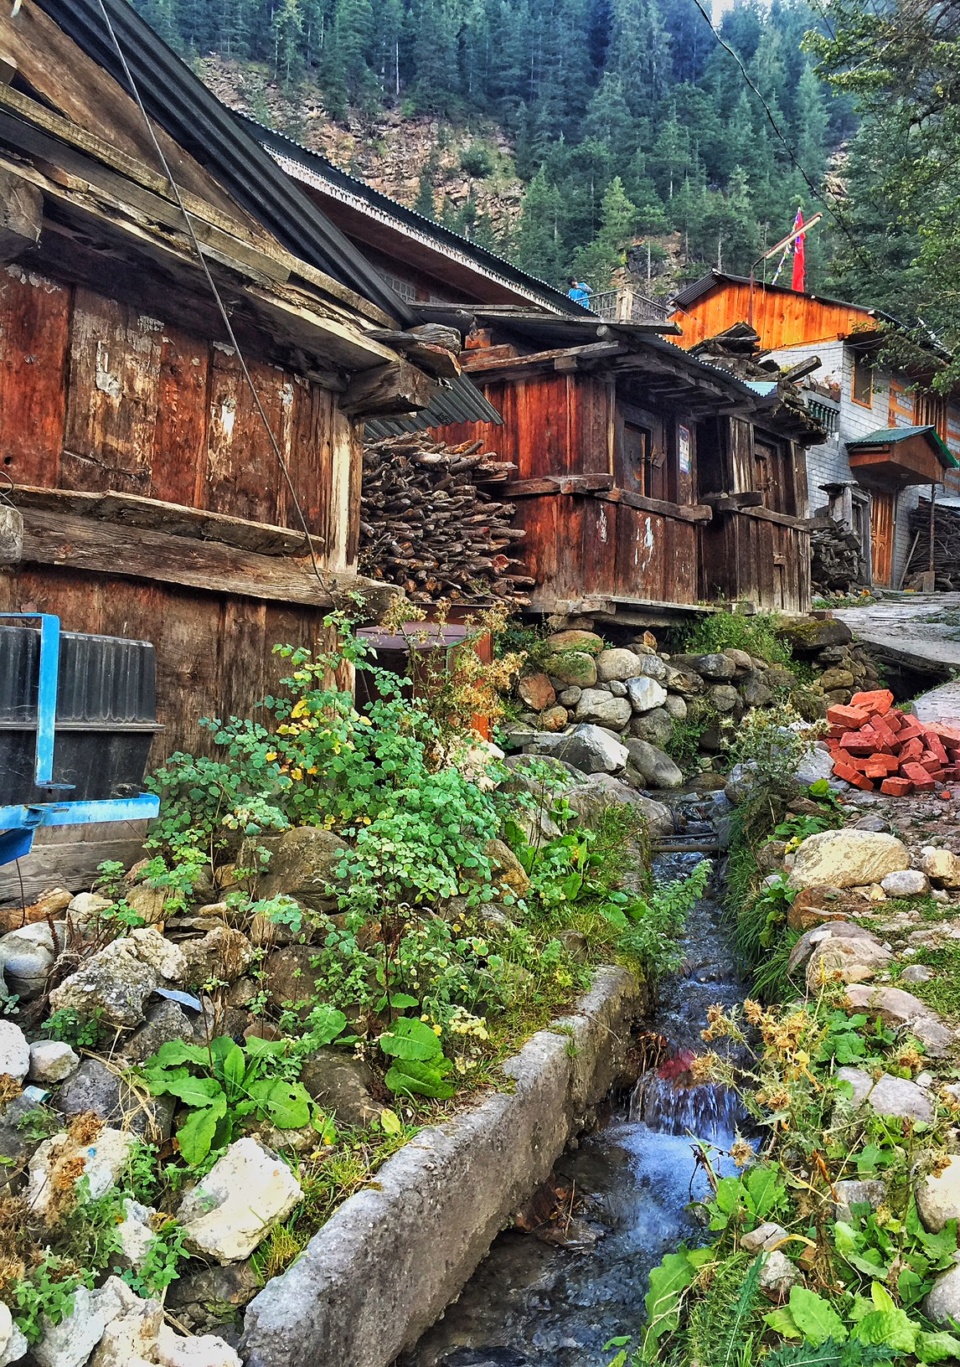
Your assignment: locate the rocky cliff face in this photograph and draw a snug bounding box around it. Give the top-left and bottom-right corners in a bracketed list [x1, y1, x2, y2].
[197, 57, 524, 236]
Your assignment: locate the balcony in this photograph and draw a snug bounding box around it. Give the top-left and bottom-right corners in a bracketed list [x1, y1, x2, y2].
[590, 287, 670, 324]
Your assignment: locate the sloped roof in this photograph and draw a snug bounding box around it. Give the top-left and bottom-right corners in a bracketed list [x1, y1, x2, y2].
[672, 269, 886, 320]
[33, 0, 413, 324]
[847, 426, 960, 469]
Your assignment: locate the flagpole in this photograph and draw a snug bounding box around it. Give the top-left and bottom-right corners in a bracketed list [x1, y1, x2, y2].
[748, 210, 823, 324]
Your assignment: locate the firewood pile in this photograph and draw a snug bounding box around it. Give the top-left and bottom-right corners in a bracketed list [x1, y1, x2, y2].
[809, 516, 865, 593]
[905, 498, 960, 589]
[359, 434, 532, 606]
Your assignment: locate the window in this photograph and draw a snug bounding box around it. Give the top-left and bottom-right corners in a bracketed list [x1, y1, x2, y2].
[851, 352, 873, 408]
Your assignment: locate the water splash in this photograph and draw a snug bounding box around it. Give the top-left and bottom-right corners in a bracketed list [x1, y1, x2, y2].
[630, 1069, 741, 1145]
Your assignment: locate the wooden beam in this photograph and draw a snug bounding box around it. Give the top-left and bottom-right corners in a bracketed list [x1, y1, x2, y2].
[0, 165, 41, 262]
[341, 358, 435, 417]
[461, 341, 624, 376]
[702, 491, 764, 512]
[502, 474, 614, 498]
[9, 484, 326, 556]
[12, 503, 400, 616]
[0, 506, 23, 563]
[738, 505, 810, 530]
[594, 488, 714, 524]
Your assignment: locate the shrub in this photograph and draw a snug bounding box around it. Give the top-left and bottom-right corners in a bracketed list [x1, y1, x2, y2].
[460, 143, 495, 177]
[679, 610, 792, 666]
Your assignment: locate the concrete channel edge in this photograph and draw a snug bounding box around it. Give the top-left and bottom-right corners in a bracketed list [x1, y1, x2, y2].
[240, 965, 646, 1367]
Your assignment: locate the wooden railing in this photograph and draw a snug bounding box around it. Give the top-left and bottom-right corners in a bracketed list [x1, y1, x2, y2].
[590, 287, 670, 324]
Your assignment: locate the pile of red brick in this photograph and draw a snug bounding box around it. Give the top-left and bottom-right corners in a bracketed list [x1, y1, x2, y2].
[826, 690, 960, 795]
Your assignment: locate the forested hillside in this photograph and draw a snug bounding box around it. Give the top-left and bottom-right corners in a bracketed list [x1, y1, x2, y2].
[134, 0, 852, 292]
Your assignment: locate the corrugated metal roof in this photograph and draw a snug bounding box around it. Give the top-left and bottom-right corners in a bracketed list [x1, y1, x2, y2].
[244, 116, 584, 318]
[847, 425, 960, 470]
[365, 373, 503, 438]
[34, 0, 413, 324]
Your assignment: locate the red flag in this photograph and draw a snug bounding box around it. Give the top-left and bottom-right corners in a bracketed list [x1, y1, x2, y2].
[791, 209, 806, 292]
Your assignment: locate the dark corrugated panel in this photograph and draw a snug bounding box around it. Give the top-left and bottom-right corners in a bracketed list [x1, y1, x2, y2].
[34, 0, 413, 325]
[0, 628, 156, 724]
[365, 374, 503, 438]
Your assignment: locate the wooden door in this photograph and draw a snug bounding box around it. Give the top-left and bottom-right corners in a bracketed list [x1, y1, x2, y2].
[870, 490, 896, 586]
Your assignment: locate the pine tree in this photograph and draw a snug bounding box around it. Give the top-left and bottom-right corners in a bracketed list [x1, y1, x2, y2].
[572, 174, 637, 289]
[414, 169, 438, 219]
[514, 168, 565, 283]
[272, 0, 305, 85]
[609, 0, 672, 117]
[582, 73, 636, 168]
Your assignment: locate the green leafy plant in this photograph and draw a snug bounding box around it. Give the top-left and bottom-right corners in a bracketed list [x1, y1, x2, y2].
[138, 1035, 328, 1164]
[379, 1016, 455, 1099]
[12, 1254, 85, 1344]
[678, 610, 793, 666]
[610, 860, 710, 980]
[41, 1007, 108, 1051]
[702, 1164, 789, 1234]
[121, 1220, 189, 1298]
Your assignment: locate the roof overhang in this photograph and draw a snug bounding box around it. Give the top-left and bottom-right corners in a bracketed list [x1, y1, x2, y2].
[846, 425, 959, 487]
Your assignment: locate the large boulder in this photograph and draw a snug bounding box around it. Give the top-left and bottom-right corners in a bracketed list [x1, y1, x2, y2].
[880, 869, 930, 899]
[249, 827, 349, 912]
[49, 932, 186, 1029]
[628, 707, 674, 748]
[844, 984, 954, 1057]
[790, 830, 910, 890]
[543, 630, 602, 654]
[624, 739, 683, 790]
[530, 724, 628, 775]
[565, 774, 673, 837]
[596, 648, 644, 682]
[836, 1067, 934, 1124]
[517, 673, 556, 712]
[179, 927, 255, 988]
[778, 617, 853, 652]
[0, 921, 58, 1000]
[924, 1263, 960, 1328]
[575, 688, 632, 730]
[804, 934, 892, 988]
[177, 1138, 303, 1264]
[691, 653, 736, 680]
[546, 651, 597, 688]
[626, 676, 668, 714]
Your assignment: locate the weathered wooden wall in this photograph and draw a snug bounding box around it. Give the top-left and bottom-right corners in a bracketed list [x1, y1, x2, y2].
[0, 261, 356, 763]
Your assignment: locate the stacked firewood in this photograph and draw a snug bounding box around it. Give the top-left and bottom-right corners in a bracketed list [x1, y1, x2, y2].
[905, 498, 960, 589]
[809, 517, 865, 593]
[359, 435, 532, 606]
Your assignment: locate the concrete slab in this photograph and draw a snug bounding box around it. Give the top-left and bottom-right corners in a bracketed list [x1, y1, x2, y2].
[835, 594, 960, 674]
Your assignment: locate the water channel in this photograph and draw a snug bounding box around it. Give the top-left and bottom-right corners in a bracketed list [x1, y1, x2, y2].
[400, 795, 746, 1367]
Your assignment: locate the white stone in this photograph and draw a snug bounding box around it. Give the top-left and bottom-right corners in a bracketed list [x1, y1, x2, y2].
[32, 1278, 130, 1367]
[126, 928, 186, 981]
[595, 647, 643, 682]
[27, 1127, 134, 1218]
[794, 744, 837, 787]
[625, 676, 669, 714]
[156, 1325, 242, 1367]
[880, 869, 930, 898]
[67, 892, 114, 924]
[531, 724, 628, 776]
[574, 688, 632, 730]
[901, 964, 934, 984]
[0, 1021, 29, 1081]
[790, 830, 911, 890]
[924, 1262, 960, 1327]
[177, 1137, 302, 1263]
[921, 847, 960, 889]
[28, 1040, 80, 1084]
[0, 1301, 27, 1367]
[757, 1249, 798, 1295]
[740, 1221, 786, 1252]
[836, 1067, 934, 1124]
[918, 1155, 960, 1233]
[115, 1198, 158, 1271]
[805, 935, 892, 989]
[90, 1280, 163, 1367]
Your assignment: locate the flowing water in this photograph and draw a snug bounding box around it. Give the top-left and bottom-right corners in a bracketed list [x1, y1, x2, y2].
[400, 795, 746, 1367]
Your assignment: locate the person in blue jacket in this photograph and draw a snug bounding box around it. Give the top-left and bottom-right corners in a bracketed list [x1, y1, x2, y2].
[567, 277, 593, 306]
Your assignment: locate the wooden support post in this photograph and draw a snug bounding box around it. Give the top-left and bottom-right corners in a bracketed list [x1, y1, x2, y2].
[0, 506, 23, 563]
[0, 166, 42, 262]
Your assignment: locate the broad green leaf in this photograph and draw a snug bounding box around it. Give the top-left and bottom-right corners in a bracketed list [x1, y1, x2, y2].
[640, 1247, 699, 1355]
[764, 1306, 801, 1339]
[916, 1330, 960, 1363]
[714, 1176, 746, 1215]
[243, 1034, 288, 1059]
[248, 1079, 312, 1129]
[386, 994, 418, 1011]
[176, 1100, 224, 1165]
[379, 1108, 403, 1135]
[219, 1042, 247, 1096]
[379, 1017, 444, 1061]
[786, 1288, 848, 1347]
[854, 1309, 918, 1352]
[146, 1074, 225, 1108]
[385, 1058, 455, 1099]
[143, 1040, 209, 1069]
[746, 1164, 786, 1221]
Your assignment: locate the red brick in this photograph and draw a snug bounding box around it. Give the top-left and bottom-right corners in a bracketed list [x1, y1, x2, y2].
[897, 718, 924, 742]
[920, 752, 944, 774]
[851, 689, 895, 715]
[924, 733, 950, 764]
[872, 718, 900, 746]
[879, 710, 904, 732]
[881, 777, 914, 796]
[941, 791, 953, 800]
[848, 771, 875, 790]
[865, 754, 901, 774]
[929, 722, 960, 745]
[832, 760, 862, 784]
[826, 704, 872, 727]
[902, 762, 937, 790]
[840, 730, 874, 754]
[899, 737, 925, 763]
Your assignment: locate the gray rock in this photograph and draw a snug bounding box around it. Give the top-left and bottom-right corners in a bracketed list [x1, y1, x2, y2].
[0, 1301, 27, 1367]
[832, 1179, 887, 1222]
[33, 1280, 129, 1367]
[844, 984, 955, 1057]
[627, 707, 674, 748]
[248, 827, 349, 912]
[29, 1041, 80, 1084]
[0, 1021, 29, 1081]
[545, 651, 597, 688]
[179, 927, 255, 989]
[794, 744, 837, 787]
[805, 934, 893, 989]
[790, 830, 911, 890]
[633, 654, 668, 683]
[156, 1325, 242, 1366]
[178, 1138, 303, 1264]
[836, 1067, 934, 1124]
[921, 847, 960, 890]
[923, 1262, 960, 1328]
[28, 1129, 134, 1221]
[49, 933, 186, 1029]
[300, 1051, 384, 1126]
[917, 1155, 960, 1233]
[757, 1249, 798, 1295]
[663, 693, 687, 721]
[574, 689, 632, 730]
[0, 922, 57, 999]
[852, 815, 889, 833]
[166, 1261, 261, 1334]
[692, 652, 736, 680]
[724, 648, 754, 672]
[55, 1058, 175, 1142]
[787, 922, 878, 975]
[625, 676, 669, 714]
[557, 687, 582, 707]
[530, 725, 628, 776]
[608, 679, 628, 698]
[724, 762, 758, 807]
[900, 964, 934, 984]
[122, 999, 202, 1064]
[663, 667, 704, 697]
[740, 1222, 787, 1253]
[740, 672, 773, 708]
[565, 775, 674, 837]
[623, 740, 683, 790]
[708, 684, 740, 713]
[596, 648, 643, 682]
[880, 869, 930, 899]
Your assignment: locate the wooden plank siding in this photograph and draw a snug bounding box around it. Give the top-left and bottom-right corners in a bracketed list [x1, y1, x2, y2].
[672, 281, 879, 352]
[0, 260, 353, 762]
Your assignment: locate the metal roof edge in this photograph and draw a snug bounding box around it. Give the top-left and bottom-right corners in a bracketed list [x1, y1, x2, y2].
[245, 114, 584, 318]
[34, 0, 413, 325]
[847, 425, 960, 471]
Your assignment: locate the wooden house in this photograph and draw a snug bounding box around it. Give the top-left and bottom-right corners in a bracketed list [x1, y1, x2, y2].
[419, 309, 822, 625]
[0, 0, 497, 891]
[671, 272, 960, 587]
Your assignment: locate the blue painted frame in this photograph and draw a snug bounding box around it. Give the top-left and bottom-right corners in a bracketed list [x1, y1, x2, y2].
[0, 615, 159, 866]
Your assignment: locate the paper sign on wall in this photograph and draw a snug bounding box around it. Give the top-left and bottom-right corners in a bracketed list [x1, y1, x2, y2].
[678, 425, 691, 475]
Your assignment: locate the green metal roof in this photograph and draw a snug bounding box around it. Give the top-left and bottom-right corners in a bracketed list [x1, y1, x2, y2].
[847, 425, 960, 469]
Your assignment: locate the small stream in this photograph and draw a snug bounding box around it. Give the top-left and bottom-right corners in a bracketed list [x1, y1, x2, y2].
[400, 796, 745, 1367]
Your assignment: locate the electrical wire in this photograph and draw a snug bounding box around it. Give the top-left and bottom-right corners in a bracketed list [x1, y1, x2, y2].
[686, 0, 877, 280]
[92, 0, 329, 590]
